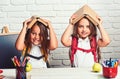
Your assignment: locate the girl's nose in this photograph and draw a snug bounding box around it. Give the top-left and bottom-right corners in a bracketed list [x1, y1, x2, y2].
[83, 27, 87, 31]
[35, 34, 39, 39]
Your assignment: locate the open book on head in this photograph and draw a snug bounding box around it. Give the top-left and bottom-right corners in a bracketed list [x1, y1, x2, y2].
[71, 4, 99, 26]
[28, 16, 48, 28]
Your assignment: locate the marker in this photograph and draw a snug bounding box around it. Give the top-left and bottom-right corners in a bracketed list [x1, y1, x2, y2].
[11, 58, 16, 66]
[14, 56, 20, 67]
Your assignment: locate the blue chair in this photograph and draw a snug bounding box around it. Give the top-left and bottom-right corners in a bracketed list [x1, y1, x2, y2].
[0, 27, 21, 69]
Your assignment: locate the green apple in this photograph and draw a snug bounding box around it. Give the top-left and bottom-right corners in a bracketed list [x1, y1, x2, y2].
[26, 62, 32, 72]
[92, 63, 102, 72]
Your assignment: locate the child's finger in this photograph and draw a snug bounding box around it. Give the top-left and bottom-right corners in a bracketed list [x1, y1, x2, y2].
[23, 18, 32, 28]
[96, 16, 103, 25]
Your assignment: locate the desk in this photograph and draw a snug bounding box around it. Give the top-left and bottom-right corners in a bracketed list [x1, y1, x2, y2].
[1, 67, 120, 79]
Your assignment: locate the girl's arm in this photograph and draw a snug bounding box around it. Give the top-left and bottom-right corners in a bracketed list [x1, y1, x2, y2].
[97, 17, 110, 47]
[61, 16, 75, 47]
[15, 18, 32, 51]
[44, 19, 58, 50]
[61, 24, 73, 47]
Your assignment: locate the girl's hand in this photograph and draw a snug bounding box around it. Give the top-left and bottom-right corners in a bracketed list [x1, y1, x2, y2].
[69, 14, 76, 25]
[97, 16, 103, 27]
[41, 18, 52, 29]
[23, 18, 32, 29]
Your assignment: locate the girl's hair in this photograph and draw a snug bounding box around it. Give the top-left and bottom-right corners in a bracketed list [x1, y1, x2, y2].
[72, 17, 97, 39]
[25, 21, 49, 61]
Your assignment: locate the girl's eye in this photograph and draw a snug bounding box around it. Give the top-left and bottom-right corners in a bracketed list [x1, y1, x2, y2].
[31, 32, 41, 37]
[78, 25, 83, 28]
[31, 32, 36, 35]
[86, 25, 90, 28]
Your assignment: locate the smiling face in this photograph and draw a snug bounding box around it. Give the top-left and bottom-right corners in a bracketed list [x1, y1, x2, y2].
[77, 18, 91, 39]
[30, 25, 41, 45]
[25, 21, 49, 50]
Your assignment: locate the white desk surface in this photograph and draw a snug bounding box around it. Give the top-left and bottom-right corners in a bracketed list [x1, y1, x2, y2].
[1, 67, 120, 79]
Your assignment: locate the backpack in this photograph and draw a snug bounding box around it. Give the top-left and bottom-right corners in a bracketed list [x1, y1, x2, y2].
[70, 36, 100, 67]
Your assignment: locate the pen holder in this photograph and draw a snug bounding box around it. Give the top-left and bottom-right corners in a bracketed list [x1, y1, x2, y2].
[16, 66, 26, 79]
[103, 66, 118, 78]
